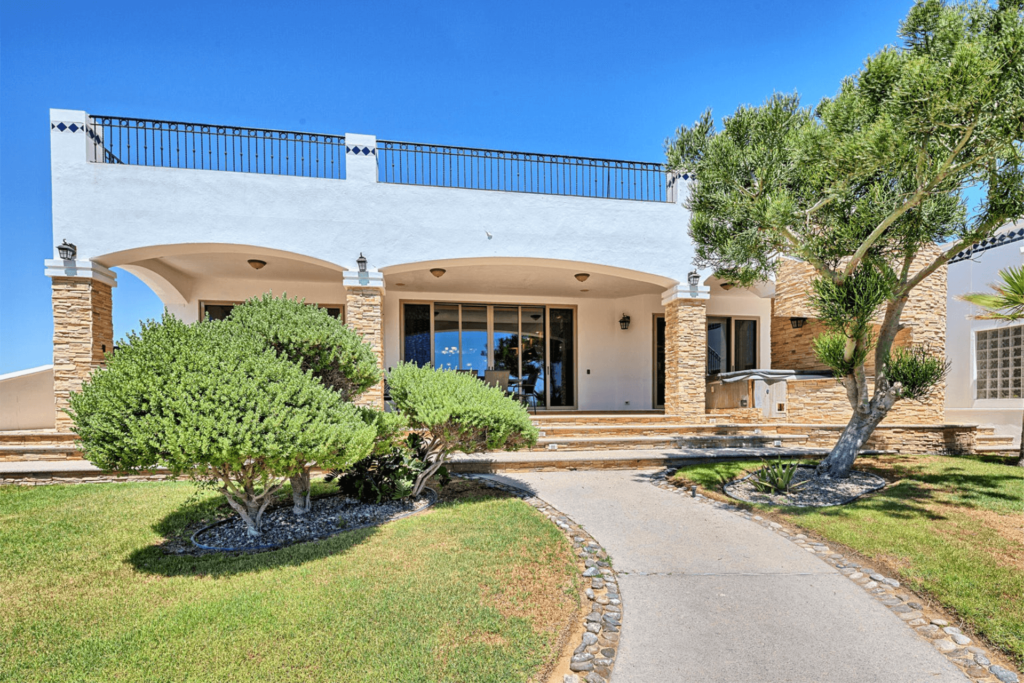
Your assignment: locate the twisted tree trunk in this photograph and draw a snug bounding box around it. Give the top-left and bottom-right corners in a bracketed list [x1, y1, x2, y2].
[290, 469, 312, 515]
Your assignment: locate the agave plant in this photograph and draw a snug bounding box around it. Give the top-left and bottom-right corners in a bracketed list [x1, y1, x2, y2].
[752, 458, 809, 495]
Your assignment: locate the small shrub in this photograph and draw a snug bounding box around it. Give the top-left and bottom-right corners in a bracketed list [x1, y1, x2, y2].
[387, 363, 539, 497]
[752, 458, 809, 494]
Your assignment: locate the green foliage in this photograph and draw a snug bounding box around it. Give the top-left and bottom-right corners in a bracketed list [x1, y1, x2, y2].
[885, 346, 950, 401]
[388, 363, 539, 454]
[325, 435, 447, 504]
[68, 311, 378, 534]
[962, 265, 1024, 320]
[752, 458, 809, 494]
[387, 363, 539, 496]
[667, 0, 1023, 471]
[224, 293, 381, 400]
[813, 331, 872, 377]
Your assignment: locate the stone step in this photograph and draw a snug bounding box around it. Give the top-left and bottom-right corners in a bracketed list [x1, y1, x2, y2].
[976, 434, 1015, 445]
[451, 447, 892, 473]
[533, 436, 678, 451]
[675, 434, 808, 449]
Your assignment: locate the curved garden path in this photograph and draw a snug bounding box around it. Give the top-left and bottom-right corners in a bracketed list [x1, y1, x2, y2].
[486, 469, 967, 683]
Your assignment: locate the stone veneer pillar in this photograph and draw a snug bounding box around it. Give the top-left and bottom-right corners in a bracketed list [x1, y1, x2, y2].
[45, 260, 117, 431]
[343, 270, 385, 409]
[662, 283, 710, 422]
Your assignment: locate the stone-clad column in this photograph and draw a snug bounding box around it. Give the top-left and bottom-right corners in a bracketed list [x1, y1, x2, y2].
[45, 260, 117, 431]
[662, 283, 710, 422]
[344, 270, 385, 409]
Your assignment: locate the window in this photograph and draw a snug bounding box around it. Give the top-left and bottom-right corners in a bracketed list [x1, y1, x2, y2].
[976, 326, 1023, 399]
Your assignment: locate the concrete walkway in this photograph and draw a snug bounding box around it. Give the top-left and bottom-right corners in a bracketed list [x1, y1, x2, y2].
[487, 470, 967, 683]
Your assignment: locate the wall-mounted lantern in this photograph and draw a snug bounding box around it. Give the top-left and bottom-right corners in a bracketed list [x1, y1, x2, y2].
[619, 314, 631, 330]
[357, 253, 368, 273]
[430, 268, 446, 278]
[790, 317, 807, 329]
[688, 270, 700, 287]
[57, 240, 76, 260]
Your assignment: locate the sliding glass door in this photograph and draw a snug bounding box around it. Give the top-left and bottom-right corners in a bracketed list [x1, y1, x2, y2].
[402, 302, 575, 409]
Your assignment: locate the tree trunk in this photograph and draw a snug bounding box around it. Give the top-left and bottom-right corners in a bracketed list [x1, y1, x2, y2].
[1018, 406, 1024, 468]
[290, 469, 312, 515]
[816, 407, 889, 479]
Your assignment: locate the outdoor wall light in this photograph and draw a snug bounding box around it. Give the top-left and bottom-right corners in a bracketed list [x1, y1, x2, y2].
[720, 282, 734, 291]
[57, 240, 76, 260]
[687, 270, 700, 287]
[790, 317, 807, 329]
[357, 253, 367, 273]
[575, 273, 590, 282]
[247, 259, 267, 270]
[430, 268, 446, 278]
[619, 314, 631, 330]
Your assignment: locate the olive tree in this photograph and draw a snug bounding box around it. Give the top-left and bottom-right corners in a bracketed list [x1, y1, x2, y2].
[667, 0, 1024, 478]
[224, 294, 385, 513]
[386, 363, 539, 497]
[69, 314, 377, 537]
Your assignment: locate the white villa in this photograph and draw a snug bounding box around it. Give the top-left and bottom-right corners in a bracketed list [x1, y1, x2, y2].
[945, 222, 1024, 449]
[0, 109, 995, 465]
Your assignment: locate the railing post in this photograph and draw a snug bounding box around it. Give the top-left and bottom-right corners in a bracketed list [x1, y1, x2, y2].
[345, 133, 378, 183]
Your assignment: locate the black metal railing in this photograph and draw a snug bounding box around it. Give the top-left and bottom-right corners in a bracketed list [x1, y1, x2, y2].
[88, 116, 346, 179]
[707, 346, 721, 376]
[377, 140, 671, 202]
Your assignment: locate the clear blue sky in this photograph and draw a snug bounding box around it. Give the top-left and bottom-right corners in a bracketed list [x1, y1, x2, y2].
[0, 0, 915, 374]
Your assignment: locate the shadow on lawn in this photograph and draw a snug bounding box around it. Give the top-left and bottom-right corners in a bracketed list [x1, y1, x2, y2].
[126, 476, 519, 579]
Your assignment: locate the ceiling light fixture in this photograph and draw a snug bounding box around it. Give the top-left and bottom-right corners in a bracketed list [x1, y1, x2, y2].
[575, 273, 590, 282]
[248, 259, 267, 270]
[430, 268, 446, 278]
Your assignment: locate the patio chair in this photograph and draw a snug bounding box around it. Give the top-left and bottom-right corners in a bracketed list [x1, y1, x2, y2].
[484, 370, 511, 393]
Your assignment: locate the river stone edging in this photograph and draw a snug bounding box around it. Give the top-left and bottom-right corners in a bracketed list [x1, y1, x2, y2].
[650, 470, 1019, 683]
[457, 474, 623, 683]
[723, 465, 886, 507]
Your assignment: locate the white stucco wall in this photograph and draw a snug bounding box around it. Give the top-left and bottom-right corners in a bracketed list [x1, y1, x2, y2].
[0, 366, 55, 430]
[50, 110, 696, 286]
[946, 227, 1024, 439]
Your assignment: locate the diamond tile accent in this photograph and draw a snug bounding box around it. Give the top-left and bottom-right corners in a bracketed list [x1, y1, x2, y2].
[51, 121, 85, 133]
[346, 145, 376, 156]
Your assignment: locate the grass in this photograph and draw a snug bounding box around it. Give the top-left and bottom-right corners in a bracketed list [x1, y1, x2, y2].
[671, 454, 1024, 666]
[0, 478, 579, 683]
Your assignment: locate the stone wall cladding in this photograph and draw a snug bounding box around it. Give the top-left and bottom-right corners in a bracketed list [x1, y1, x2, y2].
[664, 298, 707, 421]
[345, 286, 385, 409]
[769, 247, 947, 426]
[51, 278, 113, 431]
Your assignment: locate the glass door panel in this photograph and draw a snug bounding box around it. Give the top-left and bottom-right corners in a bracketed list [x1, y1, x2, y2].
[734, 319, 758, 371]
[707, 316, 729, 375]
[548, 308, 575, 408]
[403, 303, 431, 367]
[433, 303, 460, 370]
[655, 316, 666, 407]
[493, 306, 520, 398]
[521, 307, 546, 409]
[460, 305, 488, 377]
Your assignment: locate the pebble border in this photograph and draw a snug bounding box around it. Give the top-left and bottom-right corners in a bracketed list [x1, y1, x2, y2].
[189, 488, 439, 553]
[649, 470, 1019, 683]
[457, 474, 623, 683]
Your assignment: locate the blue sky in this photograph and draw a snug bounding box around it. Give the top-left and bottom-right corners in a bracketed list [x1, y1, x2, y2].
[0, 0, 914, 374]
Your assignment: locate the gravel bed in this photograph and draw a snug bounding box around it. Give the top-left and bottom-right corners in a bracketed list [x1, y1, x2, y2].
[192, 489, 437, 552]
[724, 466, 885, 507]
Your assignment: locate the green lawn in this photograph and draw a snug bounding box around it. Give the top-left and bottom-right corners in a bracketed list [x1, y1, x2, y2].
[0, 479, 579, 683]
[671, 454, 1024, 666]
